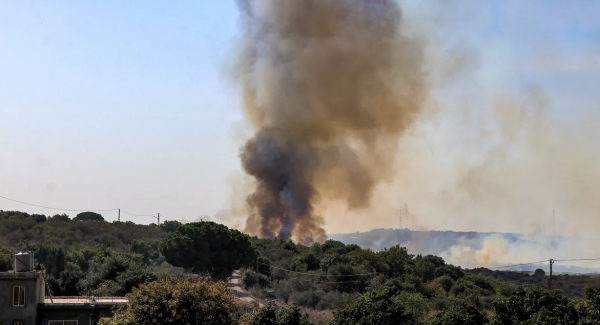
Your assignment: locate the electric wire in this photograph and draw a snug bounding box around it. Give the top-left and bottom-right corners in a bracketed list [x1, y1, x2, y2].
[0, 194, 118, 212]
[554, 258, 600, 262]
[259, 261, 378, 277]
[120, 210, 157, 217]
[489, 260, 549, 269]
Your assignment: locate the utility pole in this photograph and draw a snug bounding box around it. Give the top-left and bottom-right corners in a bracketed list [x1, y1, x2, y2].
[158, 213, 160, 225]
[118, 209, 120, 222]
[548, 259, 554, 290]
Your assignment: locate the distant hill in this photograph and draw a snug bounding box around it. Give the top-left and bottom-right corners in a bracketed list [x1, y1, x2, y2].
[330, 228, 600, 274]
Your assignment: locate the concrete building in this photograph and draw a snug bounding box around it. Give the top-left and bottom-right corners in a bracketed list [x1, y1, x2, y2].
[0, 271, 45, 325]
[0, 254, 126, 325]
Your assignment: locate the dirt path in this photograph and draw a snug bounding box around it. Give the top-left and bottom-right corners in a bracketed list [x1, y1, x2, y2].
[229, 270, 264, 307]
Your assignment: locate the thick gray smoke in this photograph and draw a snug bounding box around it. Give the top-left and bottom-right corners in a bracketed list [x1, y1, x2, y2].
[234, 0, 428, 244]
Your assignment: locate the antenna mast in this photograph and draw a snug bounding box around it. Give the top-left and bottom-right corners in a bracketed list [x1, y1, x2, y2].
[399, 207, 402, 230]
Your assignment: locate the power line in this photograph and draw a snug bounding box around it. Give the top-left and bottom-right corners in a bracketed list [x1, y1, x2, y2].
[554, 258, 600, 262]
[489, 260, 549, 270]
[121, 210, 157, 217]
[0, 194, 118, 212]
[260, 261, 378, 277]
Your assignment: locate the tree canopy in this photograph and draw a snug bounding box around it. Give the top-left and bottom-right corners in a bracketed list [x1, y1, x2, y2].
[331, 290, 414, 325]
[74, 211, 104, 222]
[159, 221, 258, 279]
[99, 277, 238, 325]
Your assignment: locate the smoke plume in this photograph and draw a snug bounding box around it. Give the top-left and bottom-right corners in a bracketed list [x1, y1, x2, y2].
[234, 0, 428, 243]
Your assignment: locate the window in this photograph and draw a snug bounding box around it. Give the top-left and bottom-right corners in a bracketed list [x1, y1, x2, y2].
[49, 322, 78, 325]
[13, 286, 25, 307]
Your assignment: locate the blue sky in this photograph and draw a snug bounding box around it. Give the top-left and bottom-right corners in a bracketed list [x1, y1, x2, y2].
[0, 1, 599, 232]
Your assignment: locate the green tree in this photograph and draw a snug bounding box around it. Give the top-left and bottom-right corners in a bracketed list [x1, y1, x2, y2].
[428, 301, 488, 325]
[276, 304, 311, 325]
[241, 303, 312, 325]
[99, 277, 238, 325]
[377, 245, 413, 278]
[74, 211, 104, 222]
[49, 213, 70, 221]
[242, 303, 277, 325]
[36, 245, 65, 278]
[129, 240, 156, 264]
[491, 286, 579, 325]
[0, 252, 12, 272]
[394, 291, 430, 323]
[578, 286, 600, 324]
[160, 220, 182, 233]
[331, 290, 414, 325]
[158, 221, 257, 279]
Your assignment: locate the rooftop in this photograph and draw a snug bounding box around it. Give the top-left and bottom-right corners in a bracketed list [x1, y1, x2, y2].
[43, 296, 128, 305]
[0, 271, 40, 279]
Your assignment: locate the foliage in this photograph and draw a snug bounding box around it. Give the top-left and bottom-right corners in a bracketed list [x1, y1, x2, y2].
[160, 220, 182, 233]
[36, 245, 65, 278]
[243, 269, 271, 290]
[394, 291, 430, 323]
[99, 277, 238, 325]
[428, 301, 489, 325]
[241, 303, 312, 325]
[331, 290, 414, 325]
[74, 211, 104, 222]
[159, 221, 258, 279]
[491, 286, 579, 325]
[0, 252, 12, 271]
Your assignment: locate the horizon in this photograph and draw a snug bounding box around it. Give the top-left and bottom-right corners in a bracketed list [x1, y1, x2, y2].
[1, 1, 599, 237]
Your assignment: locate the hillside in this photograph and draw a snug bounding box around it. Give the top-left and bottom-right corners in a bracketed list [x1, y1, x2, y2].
[330, 228, 600, 273]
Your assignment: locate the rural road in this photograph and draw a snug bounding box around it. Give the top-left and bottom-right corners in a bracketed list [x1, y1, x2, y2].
[229, 270, 264, 307]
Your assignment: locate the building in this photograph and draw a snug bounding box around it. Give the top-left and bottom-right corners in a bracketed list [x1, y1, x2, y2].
[0, 271, 44, 325]
[0, 253, 126, 325]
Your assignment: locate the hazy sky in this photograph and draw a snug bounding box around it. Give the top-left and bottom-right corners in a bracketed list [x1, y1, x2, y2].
[1, 1, 599, 233]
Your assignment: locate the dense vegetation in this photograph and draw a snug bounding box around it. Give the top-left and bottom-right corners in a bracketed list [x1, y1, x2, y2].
[159, 221, 257, 279]
[99, 277, 239, 325]
[0, 210, 256, 296]
[3, 209, 600, 324]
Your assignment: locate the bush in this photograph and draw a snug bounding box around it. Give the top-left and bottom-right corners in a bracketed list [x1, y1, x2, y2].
[394, 291, 430, 323]
[0, 253, 12, 272]
[428, 301, 488, 325]
[243, 269, 271, 290]
[331, 290, 414, 325]
[241, 303, 312, 325]
[291, 290, 326, 309]
[99, 277, 238, 325]
[315, 291, 356, 311]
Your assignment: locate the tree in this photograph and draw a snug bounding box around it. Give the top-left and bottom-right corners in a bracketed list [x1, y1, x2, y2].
[99, 277, 238, 325]
[491, 286, 579, 325]
[394, 291, 430, 323]
[36, 245, 65, 278]
[0, 252, 12, 272]
[160, 220, 182, 233]
[158, 221, 257, 279]
[331, 290, 414, 325]
[241, 303, 312, 325]
[533, 268, 545, 277]
[242, 303, 277, 325]
[276, 304, 312, 325]
[130, 240, 156, 264]
[50, 213, 70, 222]
[74, 211, 104, 222]
[428, 301, 488, 325]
